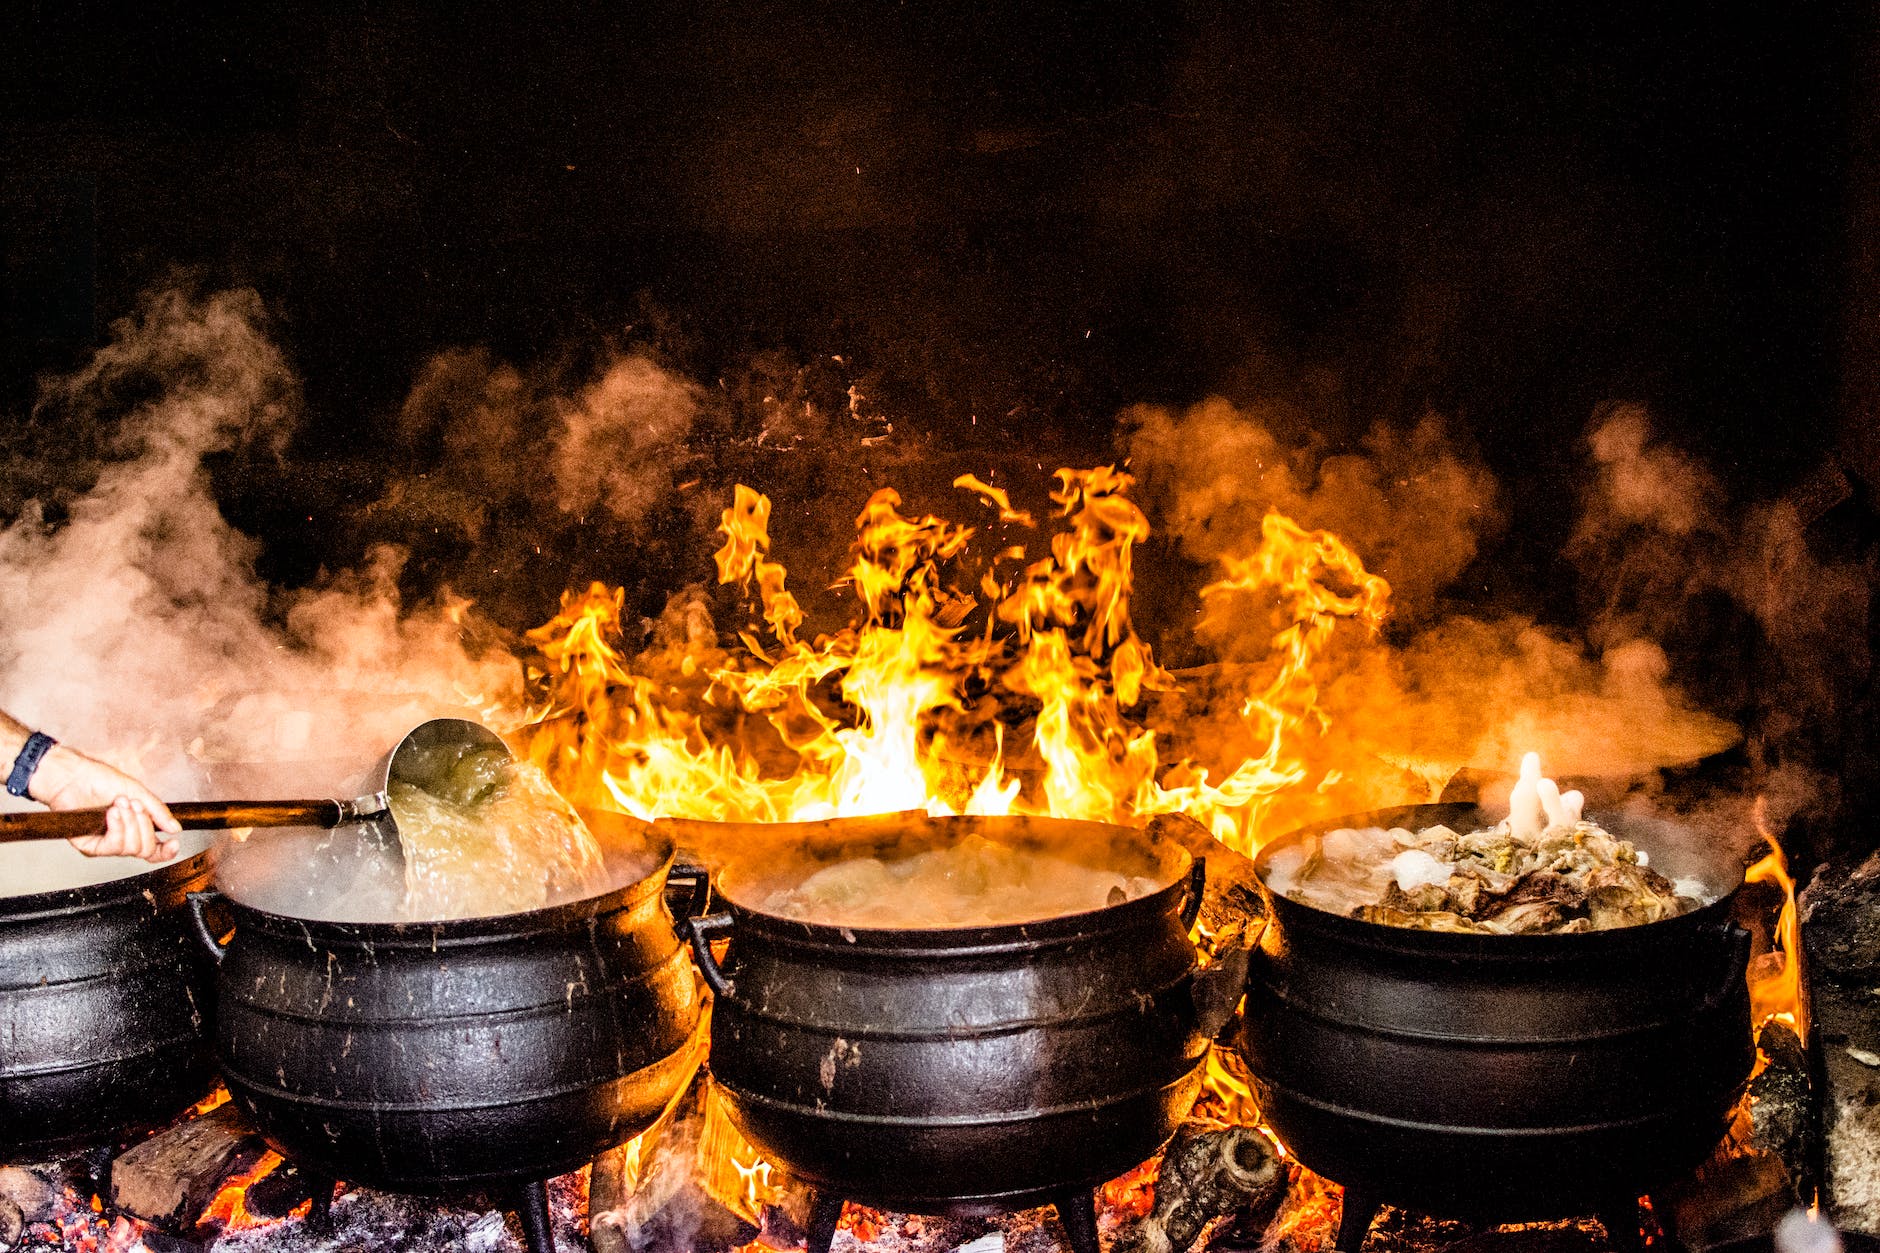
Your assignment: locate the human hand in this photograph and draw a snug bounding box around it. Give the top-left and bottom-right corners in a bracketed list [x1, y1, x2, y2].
[30, 745, 182, 862]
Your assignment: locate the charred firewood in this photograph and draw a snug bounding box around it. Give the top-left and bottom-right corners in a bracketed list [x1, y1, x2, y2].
[590, 1077, 760, 1253]
[1147, 812, 1259, 1039]
[755, 1197, 809, 1251]
[1803, 848, 1880, 1234]
[0, 1166, 57, 1238]
[590, 1143, 639, 1253]
[1661, 1019, 1816, 1247]
[1146, 812, 1265, 949]
[240, 1160, 316, 1222]
[1750, 1021, 1817, 1201]
[1115, 1127, 1285, 1253]
[110, 1103, 267, 1229]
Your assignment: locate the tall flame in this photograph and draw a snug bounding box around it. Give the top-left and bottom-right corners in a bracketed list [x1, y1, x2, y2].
[520, 467, 1389, 853]
[1748, 796, 1807, 1040]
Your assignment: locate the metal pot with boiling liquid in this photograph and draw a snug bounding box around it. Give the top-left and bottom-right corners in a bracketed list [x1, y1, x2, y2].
[190, 805, 706, 1253]
[685, 813, 1216, 1253]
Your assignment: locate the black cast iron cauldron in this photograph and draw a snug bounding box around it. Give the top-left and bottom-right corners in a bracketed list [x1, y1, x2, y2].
[1238, 803, 1754, 1252]
[186, 809, 706, 1253]
[686, 815, 1214, 1253]
[2, 835, 218, 1160]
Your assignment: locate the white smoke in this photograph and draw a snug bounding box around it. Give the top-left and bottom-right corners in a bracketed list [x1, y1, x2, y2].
[0, 288, 521, 800]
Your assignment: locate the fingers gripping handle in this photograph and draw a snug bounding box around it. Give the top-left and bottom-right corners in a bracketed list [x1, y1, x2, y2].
[186, 890, 229, 965]
[686, 912, 736, 999]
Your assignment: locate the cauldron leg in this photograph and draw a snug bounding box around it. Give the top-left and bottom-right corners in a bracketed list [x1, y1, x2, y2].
[805, 1190, 845, 1253]
[1052, 1188, 1100, 1253]
[305, 1175, 336, 1232]
[515, 1179, 555, 1253]
[1335, 1188, 1379, 1253]
[1597, 1196, 1641, 1253]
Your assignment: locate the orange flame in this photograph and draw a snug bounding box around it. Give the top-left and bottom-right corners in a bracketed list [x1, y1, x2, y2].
[520, 469, 1390, 854]
[513, 470, 1395, 1241]
[187, 1085, 231, 1117]
[1747, 796, 1807, 1041]
[197, 1150, 297, 1233]
[699, 1080, 778, 1222]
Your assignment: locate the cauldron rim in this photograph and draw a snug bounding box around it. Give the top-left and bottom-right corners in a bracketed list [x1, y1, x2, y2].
[1253, 801, 1747, 954]
[0, 846, 214, 919]
[715, 821, 1196, 950]
[217, 832, 680, 946]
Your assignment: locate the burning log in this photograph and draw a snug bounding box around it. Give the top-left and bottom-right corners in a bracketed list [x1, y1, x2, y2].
[109, 1101, 267, 1228]
[1147, 811, 1261, 1040]
[1115, 1127, 1286, 1253]
[1752, 1022, 1817, 1199]
[1146, 811, 1265, 944]
[1662, 1019, 1815, 1248]
[238, 1157, 315, 1222]
[590, 1143, 638, 1253]
[753, 1197, 809, 1251]
[589, 1077, 760, 1253]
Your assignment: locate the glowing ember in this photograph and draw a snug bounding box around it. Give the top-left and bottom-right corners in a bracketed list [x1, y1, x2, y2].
[187, 1085, 232, 1118]
[197, 1150, 297, 1233]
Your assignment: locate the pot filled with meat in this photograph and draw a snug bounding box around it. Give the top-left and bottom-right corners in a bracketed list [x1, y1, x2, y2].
[685, 812, 1211, 1253]
[1238, 755, 1754, 1247]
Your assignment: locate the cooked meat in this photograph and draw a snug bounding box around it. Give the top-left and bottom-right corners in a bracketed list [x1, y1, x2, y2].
[1499, 869, 1587, 913]
[1481, 899, 1566, 934]
[1275, 811, 1708, 936]
[1352, 905, 1484, 933]
[1583, 862, 1688, 929]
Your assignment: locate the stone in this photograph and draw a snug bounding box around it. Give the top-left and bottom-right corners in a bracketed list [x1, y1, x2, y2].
[1802, 852, 1880, 1232]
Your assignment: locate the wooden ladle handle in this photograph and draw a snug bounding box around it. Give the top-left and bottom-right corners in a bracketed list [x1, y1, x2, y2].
[0, 799, 347, 842]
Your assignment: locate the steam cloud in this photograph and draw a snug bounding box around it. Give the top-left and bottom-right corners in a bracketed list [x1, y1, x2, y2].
[1122, 393, 1868, 841]
[0, 289, 520, 800]
[2, 284, 1864, 851]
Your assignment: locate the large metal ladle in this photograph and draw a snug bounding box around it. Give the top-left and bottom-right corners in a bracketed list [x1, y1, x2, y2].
[0, 717, 510, 848]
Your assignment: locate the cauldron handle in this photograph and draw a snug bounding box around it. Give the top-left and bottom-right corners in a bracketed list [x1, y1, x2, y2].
[1180, 858, 1207, 931]
[666, 862, 711, 926]
[686, 912, 736, 999]
[186, 889, 230, 965]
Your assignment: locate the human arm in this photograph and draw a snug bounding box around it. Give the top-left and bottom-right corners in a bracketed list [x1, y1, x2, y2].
[0, 712, 181, 861]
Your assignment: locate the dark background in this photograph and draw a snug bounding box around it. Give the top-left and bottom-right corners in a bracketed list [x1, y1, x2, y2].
[2, 2, 1876, 850]
[0, 2, 1874, 627]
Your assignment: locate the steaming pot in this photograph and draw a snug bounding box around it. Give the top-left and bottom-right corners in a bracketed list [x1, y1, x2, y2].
[186, 809, 705, 1253]
[686, 814, 1212, 1253]
[1, 834, 218, 1159]
[1236, 803, 1754, 1250]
